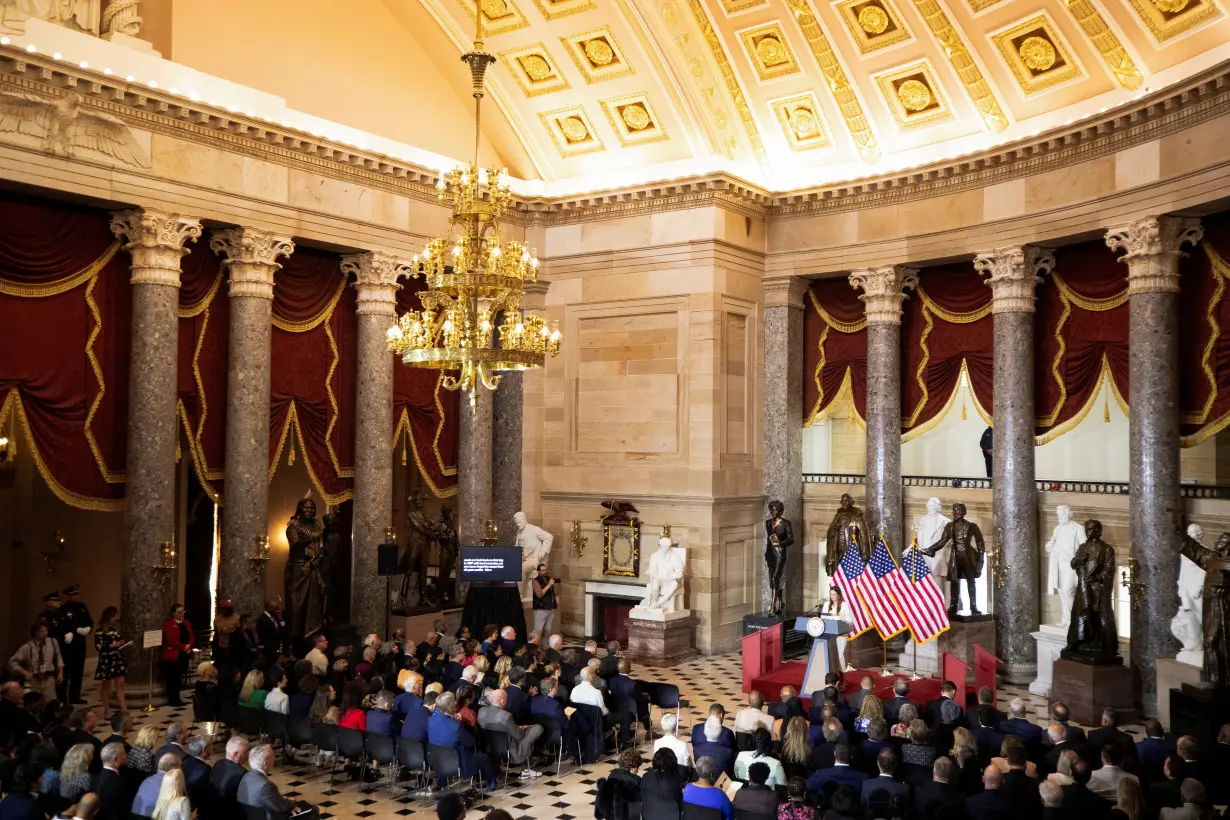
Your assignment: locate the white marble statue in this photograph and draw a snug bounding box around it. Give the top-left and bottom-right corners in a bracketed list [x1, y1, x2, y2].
[1045, 505, 1085, 627]
[514, 511, 553, 600]
[638, 537, 686, 613]
[1172, 523, 1207, 666]
[0, 0, 100, 35]
[914, 497, 951, 607]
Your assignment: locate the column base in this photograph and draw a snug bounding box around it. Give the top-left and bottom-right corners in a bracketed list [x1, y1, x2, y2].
[625, 615, 698, 668]
[1001, 661, 1037, 686]
[1029, 624, 1067, 697]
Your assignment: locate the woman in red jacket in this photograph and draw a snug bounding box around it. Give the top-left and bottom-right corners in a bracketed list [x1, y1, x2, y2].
[161, 603, 195, 707]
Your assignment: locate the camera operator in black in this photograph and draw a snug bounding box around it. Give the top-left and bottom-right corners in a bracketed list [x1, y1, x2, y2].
[531, 563, 559, 638]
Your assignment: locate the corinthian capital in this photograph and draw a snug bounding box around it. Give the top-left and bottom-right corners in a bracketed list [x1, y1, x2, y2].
[110, 209, 202, 287]
[341, 252, 413, 316]
[210, 227, 294, 300]
[974, 246, 1055, 314]
[1105, 216, 1203, 295]
[848, 266, 919, 325]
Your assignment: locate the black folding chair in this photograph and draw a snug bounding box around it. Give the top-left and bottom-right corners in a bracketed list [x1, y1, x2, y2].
[480, 728, 513, 790]
[264, 711, 289, 752]
[240, 806, 265, 820]
[311, 723, 338, 777]
[364, 731, 397, 796]
[610, 693, 640, 749]
[237, 706, 264, 739]
[645, 682, 682, 742]
[395, 736, 428, 795]
[426, 743, 471, 792]
[683, 804, 725, 820]
[332, 727, 367, 786]
[735, 731, 755, 752]
[287, 716, 313, 760]
[218, 698, 241, 730]
[530, 714, 565, 776]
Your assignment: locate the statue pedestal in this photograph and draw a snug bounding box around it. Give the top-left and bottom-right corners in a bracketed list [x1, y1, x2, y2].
[625, 613, 698, 668]
[1050, 658, 1134, 726]
[1029, 624, 1068, 697]
[1171, 681, 1230, 741]
[1157, 658, 1202, 730]
[938, 614, 997, 673]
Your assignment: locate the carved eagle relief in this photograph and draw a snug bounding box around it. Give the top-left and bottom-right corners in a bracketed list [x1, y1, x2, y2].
[0, 91, 150, 167]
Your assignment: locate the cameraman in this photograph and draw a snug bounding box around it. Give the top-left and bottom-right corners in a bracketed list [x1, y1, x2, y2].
[531, 563, 559, 638]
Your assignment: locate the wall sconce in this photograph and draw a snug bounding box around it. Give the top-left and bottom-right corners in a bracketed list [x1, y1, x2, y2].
[40, 531, 66, 574]
[569, 520, 588, 558]
[384, 526, 396, 542]
[1122, 557, 1146, 605]
[0, 433, 9, 462]
[479, 519, 499, 547]
[248, 535, 270, 579]
[152, 536, 178, 572]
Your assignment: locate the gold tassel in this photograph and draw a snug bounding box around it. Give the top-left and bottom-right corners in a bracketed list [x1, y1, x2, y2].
[175, 437, 182, 463]
[401, 437, 408, 466]
[288, 441, 296, 466]
[1104, 385, 1111, 423]
[961, 391, 967, 421]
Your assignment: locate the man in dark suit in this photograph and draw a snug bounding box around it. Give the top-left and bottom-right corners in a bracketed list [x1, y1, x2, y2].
[607, 659, 647, 729]
[914, 757, 967, 820]
[503, 666, 533, 724]
[966, 765, 1015, 820]
[1087, 709, 1133, 770]
[690, 704, 734, 750]
[924, 681, 963, 728]
[812, 686, 853, 729]
[531, 677, 572, 753]
[181, 735, 213, 811]
[543, 634, 563, 666]
[1175, 735, 1208, 795]
[973, 706, 1006, 768]
[809, 718, 844, 770]
[805, 742, 869, 799]
[209, 735, 249, 809]
[237, 743, 317, 820]
[153, 722, 189, 766]
[1003, 745, 1041, 814]
[93, 742, 134, 820]
[256, 602, 282, 658]
[400, 689, 431, 744]
[416, 630, 445, 664]
[1050, 703, 1087, 747]
[999, 698, 1044, 748]
[976, 686, 1007, 727]
[1136, 719, 1176, 784]
[861, 748, 910, 807]
[1210, 725, 1230, 807]
[497, 627, 520, 658]
[67, 707, 103, 767]
[1041, 780, 1065, 820]
[1146, 756, 1186, 820]
[883, 679, 912, 725]
[1061, 761, 1110, 820]
[102, 711, 132, 751]
[0, 681, 39, 739]
[1042, 724, 1076, 777]
[848, 675, 876, 713]
[577, 640, 597, 667]
[599, 641, 621, 680]
[442, 646, 465, 688]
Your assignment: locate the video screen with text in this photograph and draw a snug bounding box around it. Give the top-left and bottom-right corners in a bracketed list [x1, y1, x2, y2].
[459, 546, 523, 583]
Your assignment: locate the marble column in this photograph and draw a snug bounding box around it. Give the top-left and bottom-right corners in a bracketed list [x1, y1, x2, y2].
[1106, 215, 1203, 711]
[341, 252, 410, 633]
[975, 246, 1054, 684]
[458, 388, 494, 548]
[210, 228, 294, 614]
[110, 209, 202, 684]
[762, 278, 808, 614]
[849, 266, 918, 555]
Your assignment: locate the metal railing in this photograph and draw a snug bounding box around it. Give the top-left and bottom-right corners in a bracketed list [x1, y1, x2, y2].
[802, 473, 1230, 498]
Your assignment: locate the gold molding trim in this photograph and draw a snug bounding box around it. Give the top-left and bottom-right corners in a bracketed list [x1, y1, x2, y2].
[835, 0, 914, 55]
[874, 60, 953, 129]
[719, 0, 769, 13]
[1124, 0, 1221, 43]
[538, 104, 606, 156]
[658, 0, 737, 160]
[1062, 0, 1143, 90]
[458, 0, 531, 35]
[736, 22, 802, 82]
[680, 0, 768, 165]
[560, 26, 636, 83]
[531, 0, 595, 21]
[769, 91, 830, 150]
[910, 0, 1009, 132]
[780, 0, 881, 162]
[991, 13, 1083, 96]
[600, 92, 670, 146]
[498, 43, 572, 97]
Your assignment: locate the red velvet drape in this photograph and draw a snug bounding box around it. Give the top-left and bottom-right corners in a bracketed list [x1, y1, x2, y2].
[269, 247, 357, 504]
[1179, 212, 1230, 445]
[1034, 241, 1129, 442]
[900, 264, 994, 439]
[0, 192, 130, 510]
[393, 277, 459, 496]
[176, 235, 228, 500]
[803, 278, 867, 425]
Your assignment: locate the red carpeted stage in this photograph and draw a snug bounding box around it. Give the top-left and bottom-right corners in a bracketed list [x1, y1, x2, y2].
[747, 662, 975, 709]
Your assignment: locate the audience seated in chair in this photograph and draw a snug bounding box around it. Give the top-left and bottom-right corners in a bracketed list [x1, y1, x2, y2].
[237, 743, 318, 820]
[654, 712, 691, 767]
[682, 756, 732, 820]
[732, 761, 779, 817]
[861, 748, 909, 807]
[594, 749, 642, 820]
[131, 753, 181, 818]
[733, 728, 785, 788]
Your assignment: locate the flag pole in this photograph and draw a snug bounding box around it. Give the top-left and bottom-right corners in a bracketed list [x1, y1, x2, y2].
[880, 528, 892, 677]
[910, 535, 923, 680]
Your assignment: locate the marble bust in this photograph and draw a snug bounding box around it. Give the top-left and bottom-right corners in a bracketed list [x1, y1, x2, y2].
[515, 512, 553, 600]
[1172, 523, 1207, 667]
[1045, 505, 1086, 627]
[914, 497, 951, 606]
[635, 537, 686, 615]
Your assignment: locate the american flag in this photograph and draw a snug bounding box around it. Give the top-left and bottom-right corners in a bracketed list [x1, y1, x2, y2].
[832, 537, 873, 637]
[857, 534, 909, 639]
[885, 537, 951, 644]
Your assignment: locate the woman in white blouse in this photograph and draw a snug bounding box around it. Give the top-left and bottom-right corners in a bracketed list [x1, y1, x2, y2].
[263, 670, 290, 715]
[732, 727, 786, 788]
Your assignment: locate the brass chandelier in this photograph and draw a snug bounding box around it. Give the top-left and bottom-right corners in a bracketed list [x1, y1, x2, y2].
[387, 15, 560, 409]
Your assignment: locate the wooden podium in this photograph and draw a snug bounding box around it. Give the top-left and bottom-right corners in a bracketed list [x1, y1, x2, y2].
[973, 644, 1003, 702]
[941, 651, 971, 689]
[741, 622, 783, 693]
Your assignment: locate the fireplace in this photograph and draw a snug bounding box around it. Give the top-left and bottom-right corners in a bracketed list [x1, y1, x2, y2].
[584, 578, 647, 643]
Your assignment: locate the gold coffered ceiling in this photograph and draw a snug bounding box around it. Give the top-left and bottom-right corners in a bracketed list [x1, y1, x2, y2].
[404, 0, 1230, 186]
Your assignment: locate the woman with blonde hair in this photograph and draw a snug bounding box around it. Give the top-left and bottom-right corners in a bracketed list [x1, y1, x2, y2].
[58, 743, 95, 802]
[1110, 774, 1145, 820]
[949, 727, 980, 793]
[238, 669, 267, 710]
[992, 734, 1037, 777]
[128, 725, 162, 773]
[494, 655, 513, 687]
[778, 715, 812, 781]
[1047, 749, 1079, 786]
[151, 768, 189, 820]
[854, 692, 884, 733]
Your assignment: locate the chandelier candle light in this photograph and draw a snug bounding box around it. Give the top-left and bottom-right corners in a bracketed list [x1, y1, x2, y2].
[386, 14, 561, 409]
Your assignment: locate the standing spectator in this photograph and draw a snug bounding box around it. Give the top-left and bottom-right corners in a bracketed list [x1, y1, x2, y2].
[59, 585, 93, 705]
[256, 602, 282, 659]
[92, 607, 127, 719]
[531, 564, 559, 638]
[980, 426, 993, 477]
[7, 621, 63, 702]
[159, 605, 194, 708]
[683, 756, 732, 820]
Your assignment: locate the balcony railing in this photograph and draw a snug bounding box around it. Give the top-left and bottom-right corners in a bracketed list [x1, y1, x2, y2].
[802, 473, 1230, 498]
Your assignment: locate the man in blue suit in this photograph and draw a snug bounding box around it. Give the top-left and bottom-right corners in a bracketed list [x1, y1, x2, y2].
[972, 706, 1006, 768]
[394, 672, 424, 719]
[530, 677, 572, 750]
[861, 748, 909, 807]
[805, 742, 869, 800]
[401, 697, 431, 743]
[504, 667, 532, 724]
[426, 692, 493, 789]
[999, 698, 1044, 747]
[1136, 719, 1175, 783]
[966, 765, 1016, 820]
[690, 704, 734, 750]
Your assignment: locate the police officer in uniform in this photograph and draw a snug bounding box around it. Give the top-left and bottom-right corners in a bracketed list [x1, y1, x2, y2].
[60, 585, 93, 704]
[38, 592, 74, 702]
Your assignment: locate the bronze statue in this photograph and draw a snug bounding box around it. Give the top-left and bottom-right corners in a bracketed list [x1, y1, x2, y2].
[1064, 519, 1119, 660]
[284, 496, 327, 638]
[437, 507, 460, 606]
[923, 502, 986, 616]
[393, 490, 438, 612]
[1178, 529, 1230, 686]
[765, 500, 795, 615]
[825, 493, 868, 577]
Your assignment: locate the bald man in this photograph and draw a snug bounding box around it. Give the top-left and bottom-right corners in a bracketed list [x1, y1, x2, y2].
[966, 766, 1014, 820]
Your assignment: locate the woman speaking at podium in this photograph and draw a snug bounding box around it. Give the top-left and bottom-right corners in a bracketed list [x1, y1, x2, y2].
[820, 586, 848, 670]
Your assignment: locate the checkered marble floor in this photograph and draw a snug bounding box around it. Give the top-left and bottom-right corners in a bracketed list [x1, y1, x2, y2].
[76, 651, 1142, 820]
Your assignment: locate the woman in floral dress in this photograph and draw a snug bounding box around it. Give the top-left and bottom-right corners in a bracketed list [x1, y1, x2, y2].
[93, 606, 128, 718]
